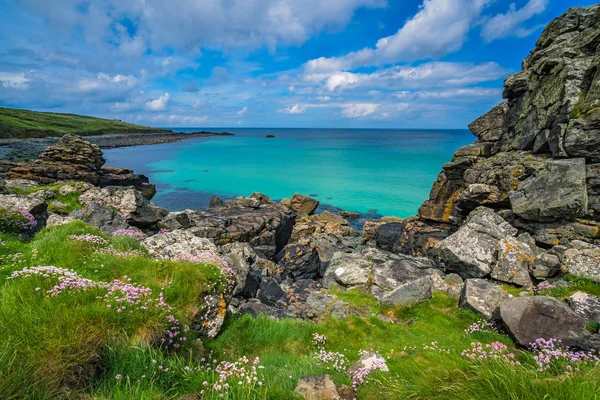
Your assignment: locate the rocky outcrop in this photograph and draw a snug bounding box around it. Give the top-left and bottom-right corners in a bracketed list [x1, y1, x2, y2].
[161, 193, 295, 259]
[292, 210, 358, 241]
[142, 229, 217, 260]
[3, 134, 155, 198]
[498, 296, 591, 349]
[70, 204, 130, 235]
[394, 5, 600, 259]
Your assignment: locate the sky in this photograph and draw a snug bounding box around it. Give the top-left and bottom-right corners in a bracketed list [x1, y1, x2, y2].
[0, 0, 596, 129]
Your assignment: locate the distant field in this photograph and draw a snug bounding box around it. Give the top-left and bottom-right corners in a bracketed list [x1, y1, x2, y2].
[0, 107, 168, 139]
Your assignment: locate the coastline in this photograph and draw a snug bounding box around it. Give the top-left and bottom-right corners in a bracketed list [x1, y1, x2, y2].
[0, 130, 234, 161]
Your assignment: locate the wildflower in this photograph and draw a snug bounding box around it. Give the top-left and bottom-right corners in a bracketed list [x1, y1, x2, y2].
[112, 229, 145, 240]
[115, 374, 122, 380]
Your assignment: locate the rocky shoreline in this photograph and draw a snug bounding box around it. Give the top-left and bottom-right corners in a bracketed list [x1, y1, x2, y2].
[0, 130, 234, 161]
[1, 3, 600, 369]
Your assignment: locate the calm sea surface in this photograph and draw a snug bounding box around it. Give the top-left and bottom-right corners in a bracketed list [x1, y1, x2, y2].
[103, 128, 473, 222]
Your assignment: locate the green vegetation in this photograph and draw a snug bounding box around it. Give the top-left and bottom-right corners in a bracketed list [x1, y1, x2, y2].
[0, 106, 168, 139]
[0, 219, 599, 399]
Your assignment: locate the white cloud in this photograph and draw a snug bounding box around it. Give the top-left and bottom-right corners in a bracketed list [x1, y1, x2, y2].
[237, 106, 248, 115]
[305, 0, 492, 73]
[304, 61, 509, 92]
[0, 72, 31, 89]
[279, 103, 307, 114]
[75, 73, 138, 94]
[145, 92, 171, 111]
[341, 103, 379, 118]
[393, 87, 501, 100]
[18, 0, 386, 53]
[481, 0, 548, 42]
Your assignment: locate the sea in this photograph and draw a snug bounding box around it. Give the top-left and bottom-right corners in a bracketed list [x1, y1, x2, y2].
[103, 128, 473, 226]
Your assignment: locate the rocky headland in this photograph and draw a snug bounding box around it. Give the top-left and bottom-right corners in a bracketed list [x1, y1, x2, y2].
[1, 5, 600, 399]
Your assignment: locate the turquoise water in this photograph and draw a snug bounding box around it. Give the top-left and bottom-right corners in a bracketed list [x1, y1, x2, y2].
[103, 128, 473, 219]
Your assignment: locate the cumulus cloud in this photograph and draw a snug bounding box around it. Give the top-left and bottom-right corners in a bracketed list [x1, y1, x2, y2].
[304, 61, 509, 92]
[17, 0, 386, 53]
[279, 104, 307, 114]
[305, 0, 493, 73]
[340, 103, 379, 118]
[481, 0, 548, 42]
[145, 92, 171, 111]
[237, 106, 248, 115]
[0, 72, 31, 89]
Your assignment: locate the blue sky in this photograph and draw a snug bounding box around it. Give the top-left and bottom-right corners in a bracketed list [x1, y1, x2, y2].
[0, 0, 596, 129]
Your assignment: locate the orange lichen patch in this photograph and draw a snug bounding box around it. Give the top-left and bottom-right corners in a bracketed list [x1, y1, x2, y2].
[441, 190, 461, 222]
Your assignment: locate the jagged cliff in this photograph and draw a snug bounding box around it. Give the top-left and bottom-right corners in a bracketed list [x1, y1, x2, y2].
[397, 4, 600, 257]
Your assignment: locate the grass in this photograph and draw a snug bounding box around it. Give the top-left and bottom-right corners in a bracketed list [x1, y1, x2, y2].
[7, 181, 84, 214]
[0, 106, 168, 139]
[0, 221, 599, 399]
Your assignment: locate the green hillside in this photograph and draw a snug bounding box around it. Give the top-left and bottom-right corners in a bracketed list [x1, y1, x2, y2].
[0, 107, 168, 139]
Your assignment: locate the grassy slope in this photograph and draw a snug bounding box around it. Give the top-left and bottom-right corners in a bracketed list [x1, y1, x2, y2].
[0, 106, 168, 139]
[0, 184, 599, 399]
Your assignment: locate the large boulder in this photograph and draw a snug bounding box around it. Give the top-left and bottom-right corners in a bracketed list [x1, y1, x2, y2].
[459, 279, 507, 319]
[509, 159, 588, 221]
[375, 222, 404, 251]
[371, 254, 435, 306]
[435, 207, 518, 278]
[275, 238, 321, 280]
[498, 296, 591, 349]
[294, 375, 340, 400]
[142, 229, 217, 261]
[167, 193, 295, 259]
[323, 251, 372, 288]
[70, 203, 130, 235]
[219, 242, 263, 296]
[293, 211, 358, 241]
[0, 192, 48, 230]
[362, 216, 403, 244]
[563, 241, 600, 282]
[79, 186, 166, 229]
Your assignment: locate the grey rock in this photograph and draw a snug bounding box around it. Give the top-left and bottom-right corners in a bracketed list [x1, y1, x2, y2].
[435, 207, 518, 278]
[323, 251, 372, 288]
[70, 203, 130, 235]
[79, 186, 166, 228]
[566, 291, 600, 322]
[258, 277, 284, 306]
[239, 299, 293, 319]
[276, 238, 321, 280]
[376, 222, 404, 251]
[491, 237, 535, 287]
[468, 101, 508, 142]
[330, 300, 358, 319]
[303, 293, 337, 319]
[459, 279, 507, 319]
[294, 375, 340, 400]
[219, 242, 261, 296]
[531, 253, 562, 279]
[509, 159, 588, 222]
[499, 296, 591, 349]
[563, 241, 600, 283]
[143, 229, 217, 261]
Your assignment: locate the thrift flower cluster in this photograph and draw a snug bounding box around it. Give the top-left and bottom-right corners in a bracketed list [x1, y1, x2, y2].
[7, 266, 185, 349]
[68, 234, 109, 246]
[461, 341, 520, 366]
[112, 229, 145, 240]
[350, 351, 388, 388]
[173, 252, 232, 273]
[530, 338, 599, 373]
[312, 333, 349, 373]
[465, 320, 498, 335]
[0, 208, 37, 233]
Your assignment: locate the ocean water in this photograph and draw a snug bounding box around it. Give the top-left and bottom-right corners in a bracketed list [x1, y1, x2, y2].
[103, 128, 473, 221]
